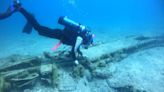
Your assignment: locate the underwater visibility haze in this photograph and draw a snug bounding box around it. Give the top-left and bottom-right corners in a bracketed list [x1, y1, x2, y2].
[0, 0, 164, 92]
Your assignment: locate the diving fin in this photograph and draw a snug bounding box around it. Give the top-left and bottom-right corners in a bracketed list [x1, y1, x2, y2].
[22, 22, 33, 34]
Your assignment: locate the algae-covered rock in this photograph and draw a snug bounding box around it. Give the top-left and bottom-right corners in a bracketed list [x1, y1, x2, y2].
[0, 75, 5, 92]
[72, 64, 85, 78]
[52, 63, 60, 87]
[84, 70, 92, 82]
[89, 63, 97, 71]
[111, 85, 147, 92]
[0, 75, 10, 92]
[97, 60, 107, 67]
[43, 52, 53, 59]
[92, 69, 112, 79]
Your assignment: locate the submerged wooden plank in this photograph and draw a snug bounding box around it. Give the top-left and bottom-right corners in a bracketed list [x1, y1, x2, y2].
[83, 38, 164, 62]
[1, 66, 40, 79]
[0, 56, 41, 72]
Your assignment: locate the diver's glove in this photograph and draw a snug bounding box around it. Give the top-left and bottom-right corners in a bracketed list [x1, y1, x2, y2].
[74, 60, 79, 65]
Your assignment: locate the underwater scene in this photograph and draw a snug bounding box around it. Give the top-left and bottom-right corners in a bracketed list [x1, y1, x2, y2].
[0, 0, 164, 92]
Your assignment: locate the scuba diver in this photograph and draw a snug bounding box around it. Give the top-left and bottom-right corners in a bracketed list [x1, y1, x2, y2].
[0, 0, 94, 65]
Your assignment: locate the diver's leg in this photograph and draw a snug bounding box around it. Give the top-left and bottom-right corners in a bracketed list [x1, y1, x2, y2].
[0, 6, 16, 20]
[18, 7, 63, 39]
[0, 0, 21, 20]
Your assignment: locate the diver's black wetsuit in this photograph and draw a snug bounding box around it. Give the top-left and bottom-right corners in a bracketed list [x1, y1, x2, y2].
[19, 7, 63, 40]
[19, 7, 82, 60]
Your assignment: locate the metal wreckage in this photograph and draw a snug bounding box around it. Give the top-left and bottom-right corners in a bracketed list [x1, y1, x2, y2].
[0, 35, 164, 92]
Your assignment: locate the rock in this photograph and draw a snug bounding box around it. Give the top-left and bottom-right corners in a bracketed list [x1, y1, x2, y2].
[24, 89, 32, 92]
[29, 83, 58, 92]
[84, 70, 92, 82]
[0, 56, 41, 72]
[43, 52, 53, 59]
[10, 73, 39, 88]
[111, 85, 147, 92]
[0, 75, 5, 92]
[40, 64, 53, 86]
[72, 64, 85, 78]
[135, 36, 151, 41]
[52, 64, 60, 87]
[74, 78, 91, 92]
[58, 71, 77, 92]
[89, 80, 110, 92]
[97, 60, 106, 67]
[92, 69, 112, 79]
[0, 74, 11, 92]
[58, 86, 76, 92]
[40, 64, 53, 76]
[89, 63, 97, 71]
[107, 47, 164, 92]
[121, 53, 128, 58]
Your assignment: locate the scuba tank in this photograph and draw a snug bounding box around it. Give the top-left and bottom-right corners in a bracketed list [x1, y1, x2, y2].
[58, 16, 86, 31]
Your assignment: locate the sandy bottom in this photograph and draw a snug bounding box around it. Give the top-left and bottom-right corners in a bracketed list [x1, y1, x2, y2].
[107, 47, 164, 92]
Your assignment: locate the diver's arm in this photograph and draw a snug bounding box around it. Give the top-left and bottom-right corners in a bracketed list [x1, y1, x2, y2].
[73, 36, 83, 65]
[74, 36, 83, 54]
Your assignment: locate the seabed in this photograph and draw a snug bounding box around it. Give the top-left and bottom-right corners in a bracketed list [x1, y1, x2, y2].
[0, 35, 164, 92]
